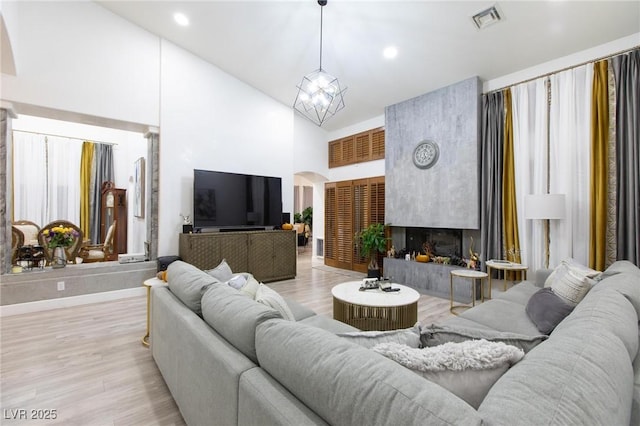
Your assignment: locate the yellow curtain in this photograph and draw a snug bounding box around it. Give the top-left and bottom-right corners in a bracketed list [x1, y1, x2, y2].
[80, 142, 94, 240]
[589, 61, 609, 270]
[502, 88, 521, 265]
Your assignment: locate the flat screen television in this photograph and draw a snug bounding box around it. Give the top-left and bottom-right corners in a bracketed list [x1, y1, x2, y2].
[193, 169, 282, 230]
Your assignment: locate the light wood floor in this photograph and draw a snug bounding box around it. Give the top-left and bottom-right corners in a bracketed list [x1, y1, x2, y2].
[1, 250, 455, 425]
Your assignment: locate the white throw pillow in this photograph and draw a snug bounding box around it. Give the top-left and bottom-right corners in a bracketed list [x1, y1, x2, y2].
[239, 275, 261, 298]
[544, 259, 600, 306]
[255, 284, 295, 321]
[226, 273, 248, 290]
[372, 340, 524, 409]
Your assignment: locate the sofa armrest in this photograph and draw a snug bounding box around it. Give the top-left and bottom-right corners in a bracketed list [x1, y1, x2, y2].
[535, 269, 554, 287]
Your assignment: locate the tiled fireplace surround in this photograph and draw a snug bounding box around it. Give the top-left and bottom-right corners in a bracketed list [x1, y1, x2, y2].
[383, 76, 483, 303]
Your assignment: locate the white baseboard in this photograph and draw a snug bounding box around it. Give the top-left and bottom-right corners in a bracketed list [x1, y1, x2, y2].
[0, 287, 146, 317]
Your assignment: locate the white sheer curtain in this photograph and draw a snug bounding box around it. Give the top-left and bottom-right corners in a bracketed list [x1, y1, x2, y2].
[13, 132, 83, 227]
[548, 65, 593, 267]
[512, 78, 548, 272]
[12, 132, 47, 225]
[47, 136, 82, 224]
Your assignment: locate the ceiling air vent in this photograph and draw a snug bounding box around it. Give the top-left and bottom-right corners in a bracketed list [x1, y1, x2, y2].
[472, 4, 503, 30]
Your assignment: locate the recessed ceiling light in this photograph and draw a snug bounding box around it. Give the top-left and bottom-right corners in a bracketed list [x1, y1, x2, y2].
[174, 12, 189, 27]
[383, 46, 398, 59]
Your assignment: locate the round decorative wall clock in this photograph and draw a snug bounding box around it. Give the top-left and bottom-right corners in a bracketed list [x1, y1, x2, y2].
[412, 140, 439, 169]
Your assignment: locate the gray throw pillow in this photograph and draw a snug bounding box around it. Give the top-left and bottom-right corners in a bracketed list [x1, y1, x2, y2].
[372, 340, 524, 409]
[338, 324, 422, 349]
[421, 324, 548, 353]
[525, 288, 574, 334]
[205, 258, 234, 282]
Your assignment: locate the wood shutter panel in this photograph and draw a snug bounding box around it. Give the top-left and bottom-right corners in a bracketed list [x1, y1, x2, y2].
[324, 183, 337, 264]
[324, 177, 385, 273]
[328, 127, 385, 168]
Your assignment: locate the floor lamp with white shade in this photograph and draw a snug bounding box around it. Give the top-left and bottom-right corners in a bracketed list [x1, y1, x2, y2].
[525, 194, 566, 269]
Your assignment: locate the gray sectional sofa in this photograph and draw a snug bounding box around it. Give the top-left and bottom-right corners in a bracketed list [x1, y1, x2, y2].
[151, 260, 640, 425]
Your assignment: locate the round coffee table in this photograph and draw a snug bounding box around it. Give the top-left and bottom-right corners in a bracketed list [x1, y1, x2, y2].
[331, 281, 420, 331]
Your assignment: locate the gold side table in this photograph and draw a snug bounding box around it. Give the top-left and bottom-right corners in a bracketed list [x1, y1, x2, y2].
[142, 277, 167, 347]
[485, 260, 528, 298]
[449, 269, 487, 315]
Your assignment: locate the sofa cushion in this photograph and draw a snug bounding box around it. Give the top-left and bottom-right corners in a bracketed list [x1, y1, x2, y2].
[525, 288, 575, 334]
[201, 284, 282, 363]
[372, 340, 524, 409]
[255, 319, 482, 426]
[602, 260, 640, 279]
[338, 324, 422, 349]
[459, 299, 542, 336]
[238, 368, 328, 426]
[167, 260, 220, 315]
[205, 258, 234, 282]
[298, 315, 359, 333]
[590, 271, 640, 316]
[493, 281, 541, 306]
[478, 324, 634, 426]
[553, 287, 639, 361]
[421, 323, 548, 353]
[284, 297, 316, 321]
[255, 284, 295, 321]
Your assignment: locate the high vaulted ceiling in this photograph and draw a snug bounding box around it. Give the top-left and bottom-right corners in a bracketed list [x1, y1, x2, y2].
[96, 1, 640, 131]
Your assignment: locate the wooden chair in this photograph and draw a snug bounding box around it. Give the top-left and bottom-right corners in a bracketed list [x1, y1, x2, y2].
[37, 220, 84, 265]
[11, 226, 23, 265]
[12, 220, 40, 246]
[79, 220, 116, 263]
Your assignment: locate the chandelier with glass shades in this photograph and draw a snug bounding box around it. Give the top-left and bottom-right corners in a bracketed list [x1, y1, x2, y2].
[293, 0, 347, 126]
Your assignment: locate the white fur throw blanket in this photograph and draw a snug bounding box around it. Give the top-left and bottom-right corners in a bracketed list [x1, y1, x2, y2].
[372, 339, 525, 372]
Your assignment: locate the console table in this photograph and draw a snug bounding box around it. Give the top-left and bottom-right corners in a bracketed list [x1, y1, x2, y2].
[332, 281, 419, 331]
[179, 230, 296, 283]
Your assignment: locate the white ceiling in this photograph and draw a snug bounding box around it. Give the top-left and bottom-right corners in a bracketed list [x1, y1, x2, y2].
[96, 1, 640, 131]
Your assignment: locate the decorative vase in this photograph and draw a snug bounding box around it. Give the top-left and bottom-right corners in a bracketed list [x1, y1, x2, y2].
[52, 246, 67, 269]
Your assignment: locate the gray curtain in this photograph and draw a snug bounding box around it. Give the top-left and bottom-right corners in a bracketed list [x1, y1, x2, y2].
[480, 91, 504, 270]
[612, 49, 640, 266]
[90, 144, 114, 244]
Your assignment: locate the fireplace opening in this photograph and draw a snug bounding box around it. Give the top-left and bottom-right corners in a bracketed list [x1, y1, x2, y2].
[405, 227, 463, 258]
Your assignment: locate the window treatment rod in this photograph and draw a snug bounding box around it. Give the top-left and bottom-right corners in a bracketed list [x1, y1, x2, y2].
[12, 129, 118, 146]
[484, 44, 639, 95]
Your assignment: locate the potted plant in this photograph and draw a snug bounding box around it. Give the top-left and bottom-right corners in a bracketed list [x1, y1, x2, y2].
[355, 223, 389, 278]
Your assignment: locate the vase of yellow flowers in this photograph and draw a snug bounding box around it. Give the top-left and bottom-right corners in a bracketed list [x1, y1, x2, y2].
[42, 225, 79, 268]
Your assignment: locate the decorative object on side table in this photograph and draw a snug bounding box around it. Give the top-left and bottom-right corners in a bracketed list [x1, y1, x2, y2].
[41, 225, 80, 268]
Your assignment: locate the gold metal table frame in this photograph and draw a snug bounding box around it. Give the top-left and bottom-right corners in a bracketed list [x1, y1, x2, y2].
[449, 269, 487, 315]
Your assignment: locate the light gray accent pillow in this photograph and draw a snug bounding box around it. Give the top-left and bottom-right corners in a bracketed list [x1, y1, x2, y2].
[337, 324, 422, 349]
[255, 284, 295, 321]
[525, 288, 574, 334]
[372, 340, 524, 409]
[205, 258, 234, 282]
[239, 275, 261, 299]
[421, 324, 548, 353]
[167, 260, 219, 315]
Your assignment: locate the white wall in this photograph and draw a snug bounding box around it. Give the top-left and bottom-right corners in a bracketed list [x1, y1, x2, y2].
[0, 1, 160, 127]
[158, 40, 294, 255]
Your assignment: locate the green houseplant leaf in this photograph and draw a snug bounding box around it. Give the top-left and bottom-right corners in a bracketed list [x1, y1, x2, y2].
[355, 223, 389, 270]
